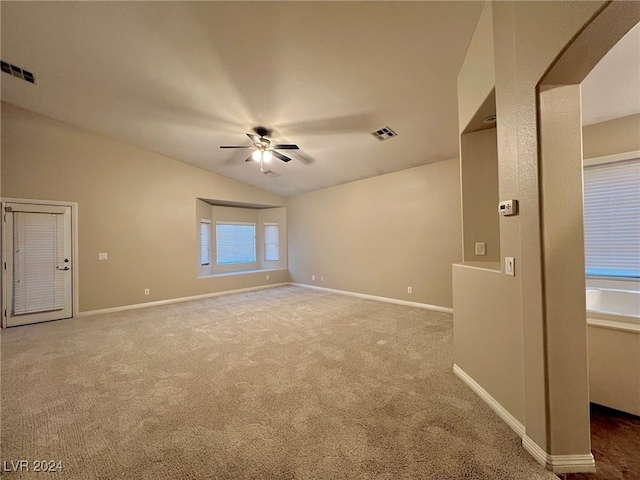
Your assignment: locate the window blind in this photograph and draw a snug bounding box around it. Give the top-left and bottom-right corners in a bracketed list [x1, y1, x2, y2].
[216, 223, 256, 265]
[264, 223, 279, 262]
[13, 212, 66, 315]
[583, 158, 640, 278]
[200, 220, 211, 266]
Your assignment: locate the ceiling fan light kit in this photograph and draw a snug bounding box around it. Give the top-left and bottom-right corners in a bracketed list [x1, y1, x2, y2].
[252, 150, 272, 162]
[220, 126, 300, 176]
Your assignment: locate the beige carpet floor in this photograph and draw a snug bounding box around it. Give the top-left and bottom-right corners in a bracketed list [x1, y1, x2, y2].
[1, 285, 558, 479]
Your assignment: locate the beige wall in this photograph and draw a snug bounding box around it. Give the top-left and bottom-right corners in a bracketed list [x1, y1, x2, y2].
[455, 0, 626, 468]
[583, 113, 640, 159]
[457, 2, 495, 134]
[453, 0, 526, 436]
[538, 84, 591, 456]
[588, 326, 640, 417]
[453, 264, 524, 420]
[460, 127, 500, 263]
[288, 159, 462, 309]
[1, 103, 290, 313]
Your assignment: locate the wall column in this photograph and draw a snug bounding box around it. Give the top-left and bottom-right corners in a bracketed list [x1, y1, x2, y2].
[535, 84, 593, 471]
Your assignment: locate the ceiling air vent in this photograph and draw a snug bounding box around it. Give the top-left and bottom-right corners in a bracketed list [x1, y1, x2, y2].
[263, 170, 281, 178]
[1, 61, 36, 84]
[371, 126, 397, 141]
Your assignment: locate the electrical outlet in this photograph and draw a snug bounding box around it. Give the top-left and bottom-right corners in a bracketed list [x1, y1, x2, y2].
[144, 289, 150, 296]
[475, 242, 486, 256]
[312, 275, 315, 281]
[321, 276, 324, 282]
[266, 274, 270, 280]
[98, 252, 108, 261]
[407, 286, 412, 294]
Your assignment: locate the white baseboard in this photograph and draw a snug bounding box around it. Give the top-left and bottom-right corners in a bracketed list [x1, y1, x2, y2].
[454, 364, 596, 474]
[452, 364, 525, 437]
[522, 435, 595, 474]
[290, 283, 453, 313]
[76, 283, 289, 317]
[77, 281, 452, 319]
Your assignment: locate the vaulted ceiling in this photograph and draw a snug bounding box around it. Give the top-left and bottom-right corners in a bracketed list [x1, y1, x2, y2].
[1, 1, 484, 196]
[581, 21, 640, 127]
[1, 3, 637, 197]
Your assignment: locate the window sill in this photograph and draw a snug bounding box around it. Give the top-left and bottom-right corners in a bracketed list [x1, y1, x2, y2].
[198, 268, 286, 279]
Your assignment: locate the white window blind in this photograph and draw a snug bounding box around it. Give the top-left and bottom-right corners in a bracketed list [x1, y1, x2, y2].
[13, 212, 66, 315]
[264, 223, 279, 262]
[583, 158, 640, 278]
[216, 223, 256, 265]
[200, 220, 211, 266]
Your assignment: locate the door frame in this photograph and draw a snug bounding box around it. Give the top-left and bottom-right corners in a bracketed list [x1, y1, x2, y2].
[1, 198, 79, 328]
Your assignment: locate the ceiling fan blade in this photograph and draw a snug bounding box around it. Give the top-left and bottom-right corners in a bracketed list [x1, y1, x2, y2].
[220, 145, 251, 149]
[273, 151, 292, 163]
[246, 133, 261, 144]
[289, 150, 315, 165]
[272, 144, 299, 149]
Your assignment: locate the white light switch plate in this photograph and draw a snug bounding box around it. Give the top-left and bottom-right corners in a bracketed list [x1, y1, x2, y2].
[505, 257, 515, 276]
[475, 242, 486, 256]
[98, 253, 108, 261]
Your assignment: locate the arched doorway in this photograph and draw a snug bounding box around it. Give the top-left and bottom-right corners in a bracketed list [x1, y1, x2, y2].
[536, 0, 640, 475]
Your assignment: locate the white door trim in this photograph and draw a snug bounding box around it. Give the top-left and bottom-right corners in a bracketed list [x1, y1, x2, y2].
[2, 198, 79, 328]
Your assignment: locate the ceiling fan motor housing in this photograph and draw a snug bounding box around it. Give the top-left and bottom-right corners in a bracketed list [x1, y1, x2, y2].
[254, 126, 270, 138]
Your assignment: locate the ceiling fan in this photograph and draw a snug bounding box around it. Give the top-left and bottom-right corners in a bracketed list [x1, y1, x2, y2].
[220, 127, 299, 175]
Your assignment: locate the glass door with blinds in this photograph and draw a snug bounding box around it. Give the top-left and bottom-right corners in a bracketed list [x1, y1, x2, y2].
[4, 202, 73, 327]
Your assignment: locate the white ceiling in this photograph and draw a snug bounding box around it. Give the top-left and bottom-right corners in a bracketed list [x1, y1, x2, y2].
[581, 22, 640, 126]
[2, 3, 636, 197]
[1, 1, 483, 197]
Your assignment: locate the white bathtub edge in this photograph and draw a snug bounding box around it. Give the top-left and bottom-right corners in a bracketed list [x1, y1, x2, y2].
[587, 317, 640, 334]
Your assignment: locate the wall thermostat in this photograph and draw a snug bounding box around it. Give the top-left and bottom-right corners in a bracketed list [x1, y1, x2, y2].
[498, 199, 518, 216]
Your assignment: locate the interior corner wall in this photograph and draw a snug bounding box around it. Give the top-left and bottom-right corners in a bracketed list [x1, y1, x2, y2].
[454, 0, 527, 428]
[457, 1, 495, 134]
[287, 159, 462, 309]
[460, 128, 500, 263]
[0, 102, 290, 313]
[456, 0, 607, 464]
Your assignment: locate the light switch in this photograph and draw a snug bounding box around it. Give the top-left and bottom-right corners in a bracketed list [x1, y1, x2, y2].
[98, 253, 108, 261]
[505, 257, 515, 276]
